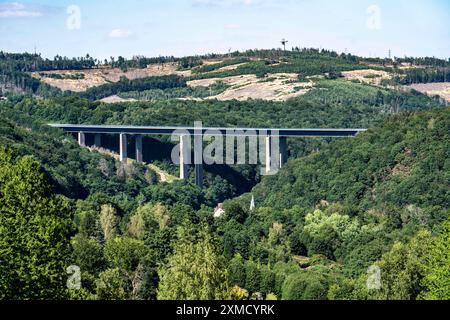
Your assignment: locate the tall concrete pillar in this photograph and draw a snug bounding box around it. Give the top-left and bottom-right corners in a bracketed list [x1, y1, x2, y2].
[265, 136, 271, 175]
[94, 134, 101, 148]
[194, 133, 203, 188]
[135, 135, 143, 162]
[120, 133, 127, 163]
[179, 135, 189, 180]
[195, 164, 203, 187]
[264, 135, 280, 175]
[279, 137, 288, 168]
[78, 132, 86, 146]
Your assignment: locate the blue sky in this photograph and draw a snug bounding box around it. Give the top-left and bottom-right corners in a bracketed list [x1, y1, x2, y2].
[1, 0, 449, 60]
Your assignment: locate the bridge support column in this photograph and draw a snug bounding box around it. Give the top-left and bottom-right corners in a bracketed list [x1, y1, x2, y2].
[194, 134, 203, 188]
[94, 134, 101, 148]
[264, 135, 280, 175]
[78, 132, 86, 146]
[135, 135, 143, 162]
[120, 133, 127, 163]
[264, 136, 271, 175]
[279, 137, 288, 168]
[195, 164, 203, 187]
[179, 135, 189, 180]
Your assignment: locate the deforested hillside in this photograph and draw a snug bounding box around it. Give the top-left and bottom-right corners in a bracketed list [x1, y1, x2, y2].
[3, 49, 449, 103]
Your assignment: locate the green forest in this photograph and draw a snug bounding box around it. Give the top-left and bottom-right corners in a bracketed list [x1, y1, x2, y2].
[0, 49, 449, 300]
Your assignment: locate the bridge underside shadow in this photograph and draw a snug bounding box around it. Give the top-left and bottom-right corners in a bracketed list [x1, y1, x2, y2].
[73, 132, 260, 193]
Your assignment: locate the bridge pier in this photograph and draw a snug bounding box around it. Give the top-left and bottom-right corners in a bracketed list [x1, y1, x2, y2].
[78, 132, 86, 146]
[279, 137, 288, 168]
[179, 135, 189, 180]
[264, 136, 271, 175]
[135, 135, 143, 162]
[94, 134, 101, 148]
[120, 133, 127, 163]
[195, 164, 203, 187]
[264, 135, 283, 174]
[194, 134, 203, 187]
[75, 131, 288, 186]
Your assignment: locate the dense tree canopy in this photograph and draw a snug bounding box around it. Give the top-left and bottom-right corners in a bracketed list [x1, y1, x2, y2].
[157, 223, 228, 300]
[0, 148, 73, 299]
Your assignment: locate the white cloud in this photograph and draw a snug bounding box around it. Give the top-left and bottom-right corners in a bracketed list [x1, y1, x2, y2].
[0, 2, 43, 18]
[108, 29, 133, 39]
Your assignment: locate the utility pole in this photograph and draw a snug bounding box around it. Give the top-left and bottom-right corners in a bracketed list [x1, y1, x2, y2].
[281, 38, 288, 51]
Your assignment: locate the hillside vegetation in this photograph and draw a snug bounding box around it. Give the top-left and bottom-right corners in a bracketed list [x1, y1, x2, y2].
[0, 50, 449, 300]
[220, 107, 450, 299]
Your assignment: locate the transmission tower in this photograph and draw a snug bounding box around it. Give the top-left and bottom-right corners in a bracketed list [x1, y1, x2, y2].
[281, 38, 288, 51]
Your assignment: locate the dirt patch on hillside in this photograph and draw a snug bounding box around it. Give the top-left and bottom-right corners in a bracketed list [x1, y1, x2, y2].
[32, 63, 191, 92]
[147, 163, 178, 183]
[187, 73, 313, 101]
[215, 63, 247, 72]
[33, 69, 107, 92]
[188, 74, 255, 87]
[100, 95, 137, 104]
[203, 62, 248, 74]
[391, 163, 411, 177]
[201, 59, 224, 65]
[406, 82, 450, 101]
[341, 69, 392, 85]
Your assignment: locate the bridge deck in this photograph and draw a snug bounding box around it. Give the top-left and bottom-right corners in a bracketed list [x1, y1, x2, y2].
[48, 124, 366, 137]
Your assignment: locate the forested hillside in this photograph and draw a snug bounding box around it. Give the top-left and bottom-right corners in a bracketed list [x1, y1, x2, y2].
[0, 50, 449, 300]
[220, 107, 450, 299]
[0, 147, 73, 299]
[254, 108, 449, 214]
